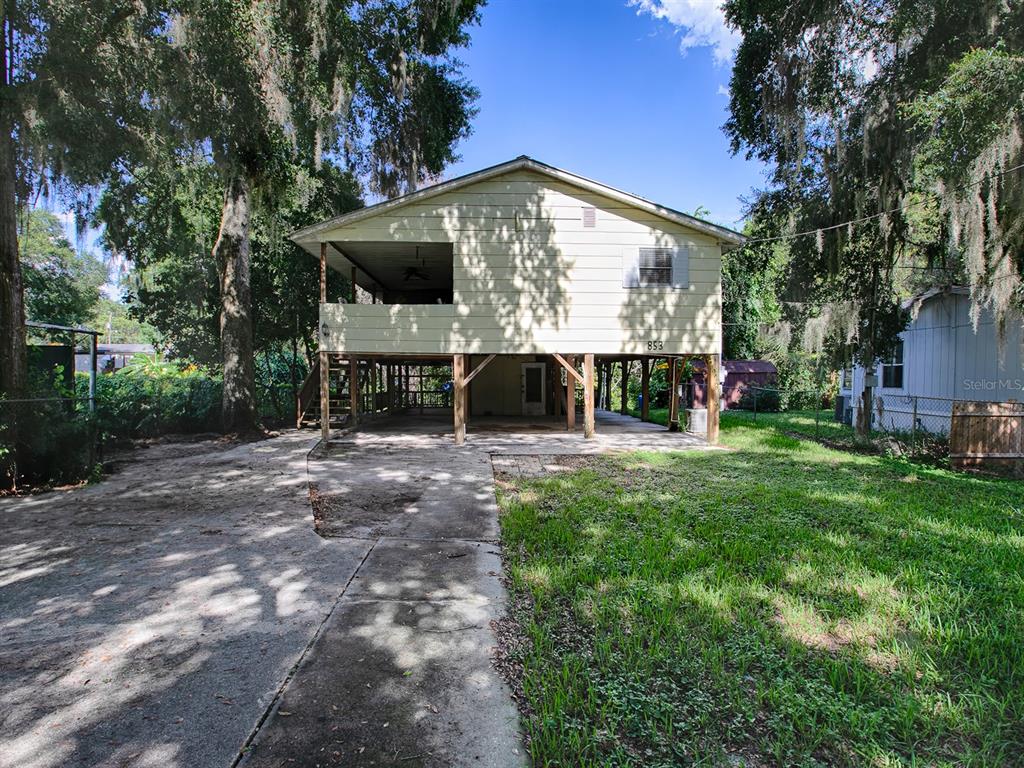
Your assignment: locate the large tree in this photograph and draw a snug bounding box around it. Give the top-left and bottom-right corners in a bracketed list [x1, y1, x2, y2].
[723, 0, 1023, 430]
[1, 0, 162, 387]
[99, 158, 360, 368]
[133, 0, 481, 431]
[1, 1, 161, 486]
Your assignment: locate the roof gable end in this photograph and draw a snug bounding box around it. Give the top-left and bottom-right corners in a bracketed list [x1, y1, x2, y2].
[290, 156, 745, 247]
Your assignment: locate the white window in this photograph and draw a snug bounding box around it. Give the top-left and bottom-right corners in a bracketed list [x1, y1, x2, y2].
[881, 341, 904, 389]
[622, 247, 689, 288]
[639, 247, 672, 285]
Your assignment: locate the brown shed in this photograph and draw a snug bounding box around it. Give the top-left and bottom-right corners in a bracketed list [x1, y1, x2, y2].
[689, 359, 777, 410]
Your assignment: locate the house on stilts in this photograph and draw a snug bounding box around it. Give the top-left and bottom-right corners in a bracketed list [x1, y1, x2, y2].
[291, 156, 744, 444]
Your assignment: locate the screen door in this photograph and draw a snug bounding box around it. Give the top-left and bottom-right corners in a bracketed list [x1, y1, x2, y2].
[521, 363, 546, 416]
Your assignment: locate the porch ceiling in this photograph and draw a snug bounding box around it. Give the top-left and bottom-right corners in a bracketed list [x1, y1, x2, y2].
[328, 241, 453, 293]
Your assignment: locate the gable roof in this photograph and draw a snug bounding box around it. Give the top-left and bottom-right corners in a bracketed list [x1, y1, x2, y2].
[290, 155, 746, 248]
[900, 285, 969, 311]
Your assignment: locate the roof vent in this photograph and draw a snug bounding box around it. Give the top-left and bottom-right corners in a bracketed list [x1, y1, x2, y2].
[582, 207, 596, 228]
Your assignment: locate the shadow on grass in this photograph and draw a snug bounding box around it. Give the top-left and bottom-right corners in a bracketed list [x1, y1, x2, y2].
[498, 422, 1024, 766]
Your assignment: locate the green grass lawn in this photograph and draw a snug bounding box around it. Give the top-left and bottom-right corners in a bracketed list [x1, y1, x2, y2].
[628, 406, 847, 442]
[497, 417, 1024, 766]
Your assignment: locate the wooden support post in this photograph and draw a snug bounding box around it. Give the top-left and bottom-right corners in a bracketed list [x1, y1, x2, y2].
[319, 350, 330, 444]
[349, 355, 359, 426]
[583, 354, 595, 438]
[350, 266, 357, 302]
[603, 363, 612, 410]
[551, 358, 561, 418]
[620, 359, 629, 415]
[453, 354, 467, 445]
[706, 353, 720, 444]
[319, 242, 327, 304]
[565, 355, 576, 431]
[371, 362, 377, 414]
[668, 357, 681, 432]
[641, 358, 650, 421]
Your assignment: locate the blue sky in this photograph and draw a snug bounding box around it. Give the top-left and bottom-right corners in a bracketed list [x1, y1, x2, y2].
[444, 0, 765, 228]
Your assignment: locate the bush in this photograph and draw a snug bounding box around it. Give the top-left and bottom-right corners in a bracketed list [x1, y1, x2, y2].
[1, 365, 100, 489]
[77, 367, 222, 438]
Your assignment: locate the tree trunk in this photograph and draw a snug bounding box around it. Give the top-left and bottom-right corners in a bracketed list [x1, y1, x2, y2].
[0, 67, 26, 487]
[214, 173, 257, 432]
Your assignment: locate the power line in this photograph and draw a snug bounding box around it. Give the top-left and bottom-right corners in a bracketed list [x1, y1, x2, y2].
[738, 161, 1024, 247]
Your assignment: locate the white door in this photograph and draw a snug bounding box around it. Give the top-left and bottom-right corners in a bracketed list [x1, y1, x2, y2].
[521, 363, 546, 416]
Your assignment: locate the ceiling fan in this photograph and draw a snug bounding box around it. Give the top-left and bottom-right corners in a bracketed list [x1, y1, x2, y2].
[403, 245, 430, 281]
[403, 266, 430, 281]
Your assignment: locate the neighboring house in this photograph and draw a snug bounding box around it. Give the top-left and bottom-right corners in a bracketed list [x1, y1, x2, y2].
[838, 286, 1023, 434]
[75, 343, 156, 374]
[290, 156, 745, 443]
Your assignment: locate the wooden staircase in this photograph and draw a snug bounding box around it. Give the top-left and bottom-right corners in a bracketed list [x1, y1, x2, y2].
[296, 357, 352, 428]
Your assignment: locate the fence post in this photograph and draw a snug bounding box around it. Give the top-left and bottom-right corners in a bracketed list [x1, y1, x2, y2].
[911, 395, 918, 452]
[88, 334, 97, 413]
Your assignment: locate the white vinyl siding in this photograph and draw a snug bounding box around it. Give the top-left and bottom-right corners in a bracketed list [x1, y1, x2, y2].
[319, 169, 724, 355]
[843, 292, 1024, 434]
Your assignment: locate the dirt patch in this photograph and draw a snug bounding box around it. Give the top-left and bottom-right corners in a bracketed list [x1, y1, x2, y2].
[309, 481, 423, 538]
[490, 453, 601, 481]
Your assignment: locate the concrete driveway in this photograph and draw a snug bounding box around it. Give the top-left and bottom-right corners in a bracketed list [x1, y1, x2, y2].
[1, 412, 706, 768]
[0, 433, 370, 768]
[240, 427, 525, 768]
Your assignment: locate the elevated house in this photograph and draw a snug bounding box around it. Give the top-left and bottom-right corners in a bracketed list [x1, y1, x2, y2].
[291, 156, 744, 444]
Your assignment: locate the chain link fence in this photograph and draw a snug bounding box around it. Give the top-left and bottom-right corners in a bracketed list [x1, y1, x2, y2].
[731, 386, 960, 460]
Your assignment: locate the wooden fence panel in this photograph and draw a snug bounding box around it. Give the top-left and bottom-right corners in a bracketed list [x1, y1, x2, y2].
[950, 400, 1024, 475]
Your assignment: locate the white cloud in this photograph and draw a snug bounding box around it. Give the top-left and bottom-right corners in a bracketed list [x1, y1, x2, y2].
[717, 83, 729, 97]
[631, 0, 741, 65]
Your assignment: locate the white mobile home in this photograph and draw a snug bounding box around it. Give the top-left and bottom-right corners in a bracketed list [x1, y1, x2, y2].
[839, 286, 1024, 434]
[291, 156, 744, 443]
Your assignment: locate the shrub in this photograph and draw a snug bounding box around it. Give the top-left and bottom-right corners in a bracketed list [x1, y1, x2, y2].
[78, 367, 222, 438]
[1, 365, 99, 489]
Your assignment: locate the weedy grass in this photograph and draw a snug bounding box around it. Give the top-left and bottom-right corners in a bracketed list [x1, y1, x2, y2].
[497, 414, 1024, 767]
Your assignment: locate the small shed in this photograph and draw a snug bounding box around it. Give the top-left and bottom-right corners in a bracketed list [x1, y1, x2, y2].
[689, 359, 777, 409]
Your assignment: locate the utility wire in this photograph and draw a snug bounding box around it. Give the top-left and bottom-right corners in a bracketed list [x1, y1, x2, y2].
[737, 161, 1024, 247]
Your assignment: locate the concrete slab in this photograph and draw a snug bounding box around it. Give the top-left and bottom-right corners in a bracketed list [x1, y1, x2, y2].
[0, 432, 371, 768]
[242, 425, 527, 768]
[1, 408, 708, 768]
[238, 598, 523, 768]
[312, 440, 500, 542]
[345, 538, 505, 604]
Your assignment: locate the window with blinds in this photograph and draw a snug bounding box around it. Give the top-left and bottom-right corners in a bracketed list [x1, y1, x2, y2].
[638, 248, 674, 286]
[622, 246, 689, 288]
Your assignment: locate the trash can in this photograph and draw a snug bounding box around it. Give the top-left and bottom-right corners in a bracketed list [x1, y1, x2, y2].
[686, 407, 707, 434]
[636, 394, 643, 411]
